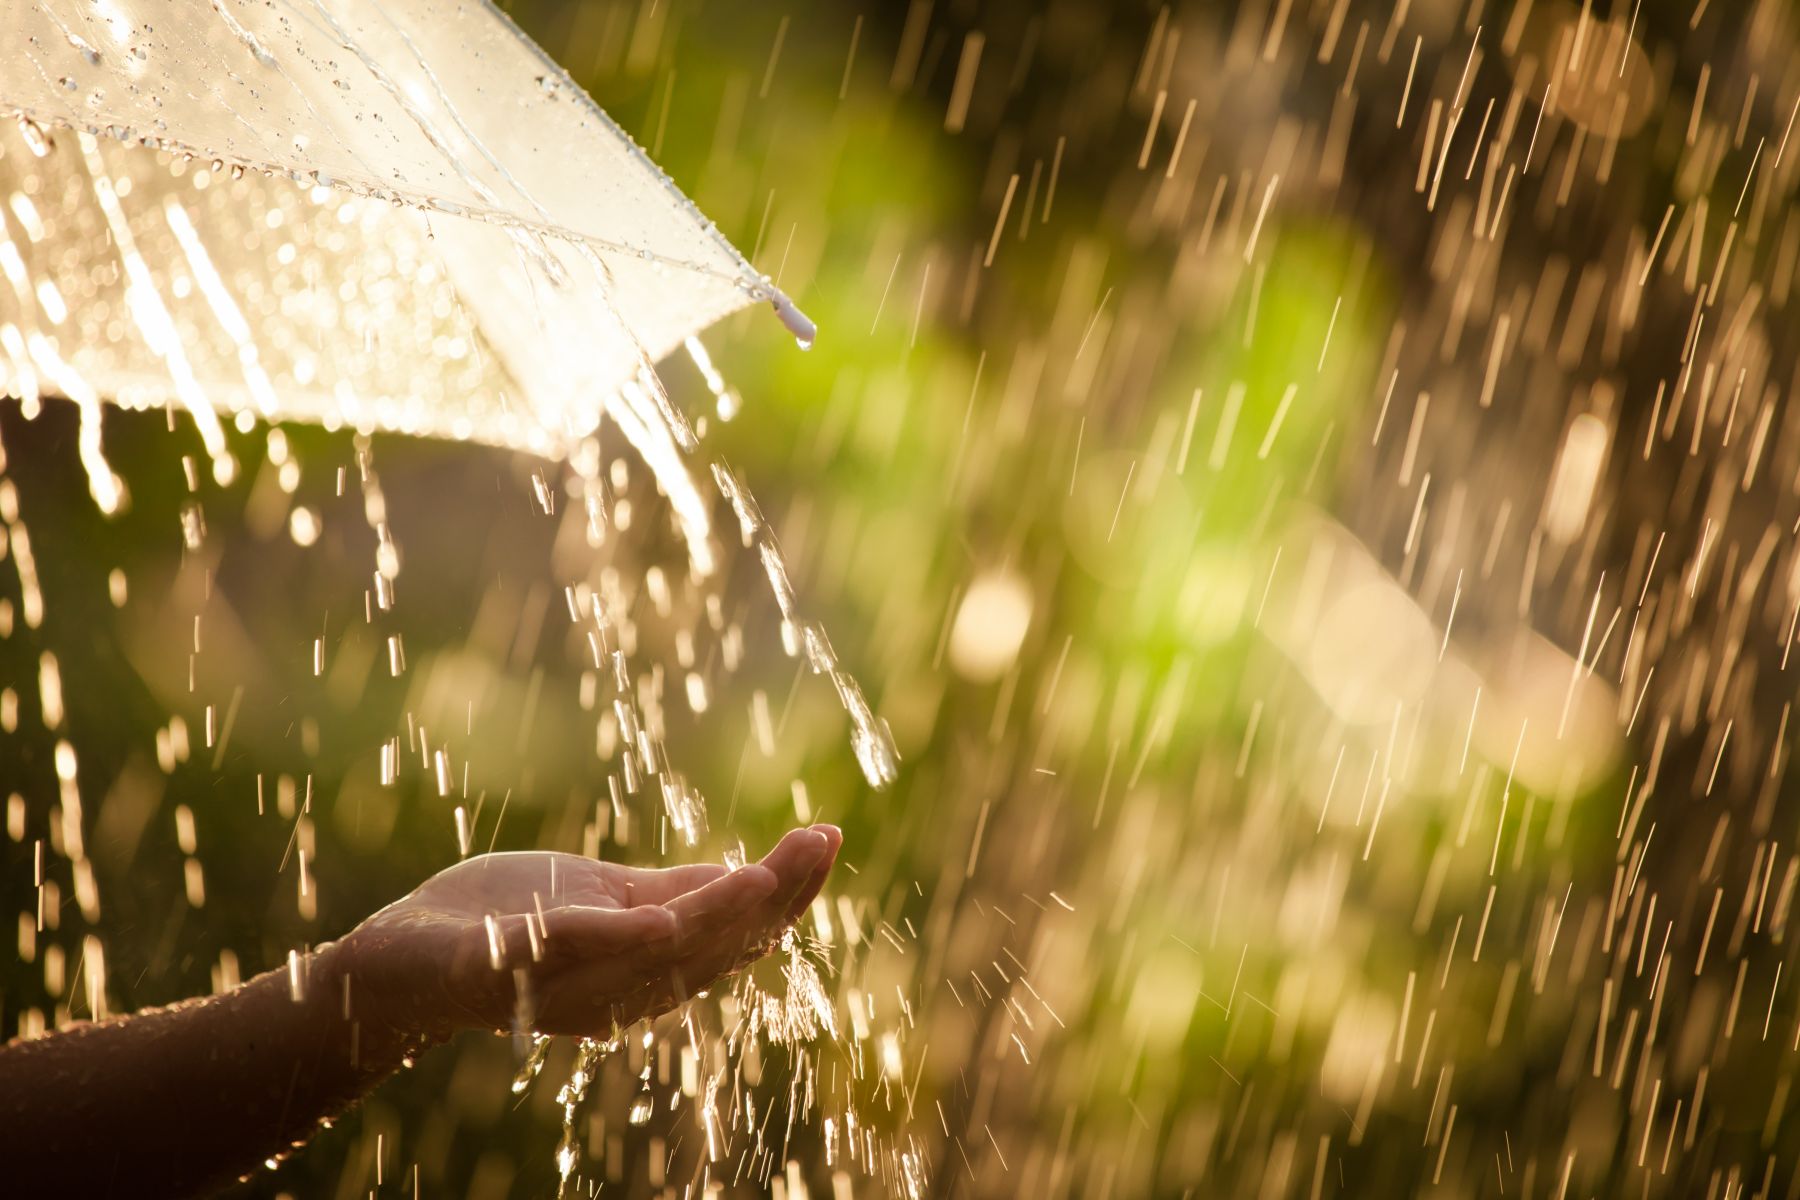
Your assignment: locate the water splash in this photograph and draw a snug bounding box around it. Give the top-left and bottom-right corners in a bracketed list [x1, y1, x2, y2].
[714, 463, 900, 787]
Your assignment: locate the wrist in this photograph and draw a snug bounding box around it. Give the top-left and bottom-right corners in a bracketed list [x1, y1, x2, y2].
[324, 931, 455, 1062]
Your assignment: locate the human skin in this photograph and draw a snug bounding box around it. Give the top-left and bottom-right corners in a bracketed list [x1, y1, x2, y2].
[0, 824, 842, 1198]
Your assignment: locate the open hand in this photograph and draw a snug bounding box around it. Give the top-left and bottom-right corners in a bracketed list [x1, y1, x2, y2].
[340, 826, 841, 1041]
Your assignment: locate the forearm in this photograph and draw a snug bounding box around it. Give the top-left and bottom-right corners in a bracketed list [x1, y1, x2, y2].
[0, 940, 439, 1199]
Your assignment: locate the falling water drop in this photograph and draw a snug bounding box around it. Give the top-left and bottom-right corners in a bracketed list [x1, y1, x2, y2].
[510, 1034, 552, 1095]
[850, 716, 899, 789]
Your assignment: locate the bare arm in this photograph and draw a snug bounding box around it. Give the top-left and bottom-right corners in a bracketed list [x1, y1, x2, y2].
[0, 825, 841, 1199]
[0, 940, 420, 1197]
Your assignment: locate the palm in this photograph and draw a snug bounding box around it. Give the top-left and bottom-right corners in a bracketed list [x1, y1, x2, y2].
[344, 826, 840, 1039]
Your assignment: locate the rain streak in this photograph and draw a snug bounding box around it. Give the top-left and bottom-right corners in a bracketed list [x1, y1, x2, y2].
[4, 0, 1800, 1197]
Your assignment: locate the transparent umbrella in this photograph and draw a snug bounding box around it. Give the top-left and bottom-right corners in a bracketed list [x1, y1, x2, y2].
[0, 0, 897, 796]
[0, 0, 812, 536]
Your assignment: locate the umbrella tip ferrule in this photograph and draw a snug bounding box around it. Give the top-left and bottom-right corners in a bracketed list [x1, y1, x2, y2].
[769, 291, 817, 350]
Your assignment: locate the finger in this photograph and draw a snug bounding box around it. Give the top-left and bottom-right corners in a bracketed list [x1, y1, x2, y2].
[544, 902, 678, 954]
[782, 825, 841, 925]
[612, 861, 732, 907]
[735, 828, 830, 936]
[522, 907, 679, 1030]
[658, 910, 784, 1005]
[612, 829, 828, 910]
[663, 833, 829, 983]
[756, 827, 832, 890]
[661, 864, 779, 951]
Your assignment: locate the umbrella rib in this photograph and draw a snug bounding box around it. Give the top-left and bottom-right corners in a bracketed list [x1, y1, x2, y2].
[0, 104, 759, 292]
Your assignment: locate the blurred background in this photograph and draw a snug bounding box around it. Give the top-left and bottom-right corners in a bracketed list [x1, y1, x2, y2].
[7, 0, 1800, 1195]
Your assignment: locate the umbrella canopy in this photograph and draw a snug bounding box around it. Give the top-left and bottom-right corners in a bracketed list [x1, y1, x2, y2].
[0, 0, 810, 514]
